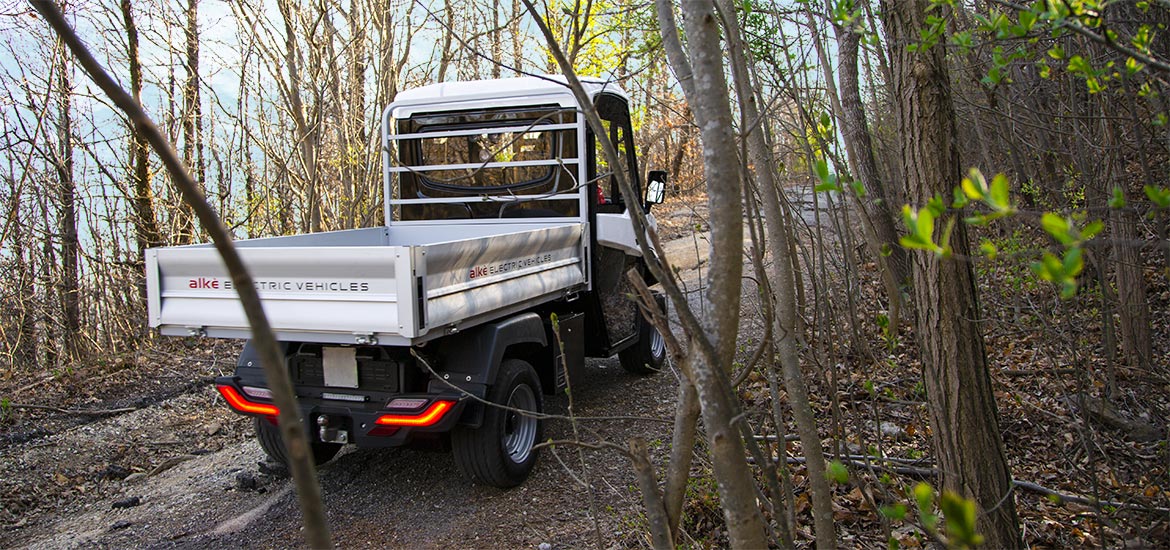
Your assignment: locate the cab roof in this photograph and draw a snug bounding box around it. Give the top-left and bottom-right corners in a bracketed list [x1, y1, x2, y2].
[387, 75, 629, 119]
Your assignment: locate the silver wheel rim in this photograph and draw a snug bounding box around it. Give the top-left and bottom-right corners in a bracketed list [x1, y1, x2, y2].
[502, 384, 537, 464]
[650, 326, 665, 361]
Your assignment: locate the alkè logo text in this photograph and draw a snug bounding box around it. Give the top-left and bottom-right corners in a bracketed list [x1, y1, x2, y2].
[188, 277, 220, 289]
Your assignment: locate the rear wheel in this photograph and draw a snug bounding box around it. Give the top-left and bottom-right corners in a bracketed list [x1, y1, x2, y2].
[254, 417, 343, 467]
[619, 310, 667, 375]
[452, 359, 543, 488]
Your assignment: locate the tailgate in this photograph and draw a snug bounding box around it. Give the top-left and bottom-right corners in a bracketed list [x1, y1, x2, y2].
[146, 246, 413, 344]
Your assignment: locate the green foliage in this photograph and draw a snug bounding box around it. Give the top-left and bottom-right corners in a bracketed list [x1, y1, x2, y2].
[1030, 213, 1100, 298]
[827, 460, 850, 484]
[0, 397, 11, 424]
[1031, 248, 1083, 299]
[959, 168, 1014, 225]
[1145, 185, 1170, 209]
[900, 205, 945, 255]
[905, 483, 986, 548]
[814, 158, 842, 193]
[940, 491, 984, 548]
[908, 168, 1104, 300]
[1039, 212, 1102, 246]
[880, 502, 908, 521]
[913, 482, 939, 531]
[979, 240, 998, 260]
[1108, 187, 1127, 209]
[908, 0, 957, 52]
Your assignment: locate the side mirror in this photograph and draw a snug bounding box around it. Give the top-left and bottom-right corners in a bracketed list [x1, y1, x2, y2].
[645, 170, 667, 206]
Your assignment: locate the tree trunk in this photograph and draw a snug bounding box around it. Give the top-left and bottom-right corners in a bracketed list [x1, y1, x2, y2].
[721, 1, 835, 546]
[1102, 119, 1153, 371]
[178, 0, 203, 244]
[661, 1, 769, 547]
[832, 18, 909, 292]
[1110, 201, 1152, 370]
[511, 0, 523, 73]
[55, 17, 80, 361]
[881, 1, 1023, 547]
[120, 0, 162, 258]
[437, 0, 456, 82]
[277, 0, 321, 233]
[7, 177, 37, 369]
[491, 0, 503, 78]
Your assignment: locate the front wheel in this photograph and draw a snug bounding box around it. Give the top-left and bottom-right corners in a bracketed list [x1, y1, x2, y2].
[452, 359, 543, 488]
[619, 310, 667, 375]
[254, 417, 343, 467]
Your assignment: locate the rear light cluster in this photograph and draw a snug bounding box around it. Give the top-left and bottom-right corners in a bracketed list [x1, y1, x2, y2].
[217, 385, 278, 416]
[215, 385, 454, 428]
[375, 400, 453, 427]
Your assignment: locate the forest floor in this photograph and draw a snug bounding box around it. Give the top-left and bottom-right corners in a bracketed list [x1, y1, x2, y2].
[1, 186, 1168, 549]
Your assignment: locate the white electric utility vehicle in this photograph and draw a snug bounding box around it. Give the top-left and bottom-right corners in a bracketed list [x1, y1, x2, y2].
[144, 76, 668, 487]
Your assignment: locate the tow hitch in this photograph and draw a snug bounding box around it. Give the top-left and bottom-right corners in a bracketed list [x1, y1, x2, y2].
[317, 415, 349, 444]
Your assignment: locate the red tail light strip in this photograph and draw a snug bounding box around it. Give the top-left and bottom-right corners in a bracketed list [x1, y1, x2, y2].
[375, 400, 454, 427]
[217, 385, 279, 416]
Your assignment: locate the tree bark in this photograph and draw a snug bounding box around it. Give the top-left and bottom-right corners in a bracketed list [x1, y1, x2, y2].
[881, 1, 1023, 547]
[54, 8, 80, 361]
[719, 1, 834, 547]
[664, 2, 769, 547]
[120, 0, 162, 257]
[437, 0, 456, 82]
[1102, 118, 1153, 371]
[277, 0, 321, 233]
[178, 0, 204, 244]
[832, 16, 909, 292]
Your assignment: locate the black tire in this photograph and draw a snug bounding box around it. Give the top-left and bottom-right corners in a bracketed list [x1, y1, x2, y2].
[452, 359, 543, 488]
[253, 417, 343, 467]
[619, 310, 667, 375]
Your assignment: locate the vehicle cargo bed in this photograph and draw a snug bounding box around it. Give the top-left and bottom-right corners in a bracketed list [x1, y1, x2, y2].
[145, 222, 586, 345]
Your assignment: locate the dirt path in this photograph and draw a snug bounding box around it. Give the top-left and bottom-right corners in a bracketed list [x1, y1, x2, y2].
[1, 223, 721, 550]
[5, 360, 680, 549]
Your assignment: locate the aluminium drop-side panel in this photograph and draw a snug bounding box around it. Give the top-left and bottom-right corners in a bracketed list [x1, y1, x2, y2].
[152, 246, 404, 337]
[422, 223, 585, 329]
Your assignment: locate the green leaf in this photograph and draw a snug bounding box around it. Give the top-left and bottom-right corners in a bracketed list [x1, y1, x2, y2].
[1041, 213, 1073, 245]
[880, 503, 908, 521]
[916, 208, 936, 243]
[1145, 185, 1170, 208]
[952, 186, 969, 208]
[980, 241, 998, 260]
[1133, 25, 1153, 54]
[940, 491, 984, 547]
[926, 194, 947, 217]
[961, 168, 988, 200]
[988, 173, 1012, 212]
[1048, 45, 1065, 59]
[1109, 187, 1127, 208]
[1019, 10, 1036, 30]
[1067, 55, 1092, 75]
[913, 482, 938, 530]
[850, 178, 867, 198]
[815, 181, 842, 193]
[1063, 246, 1084, 275]
[1126, 57, 1145, 76]
[1082, 220, 1104, 240]
[827, 460, 850, 484]
[814, 158, 830, 182]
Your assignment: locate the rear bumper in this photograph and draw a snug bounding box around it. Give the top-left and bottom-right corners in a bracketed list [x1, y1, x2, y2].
[215, 376, 467, 448]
